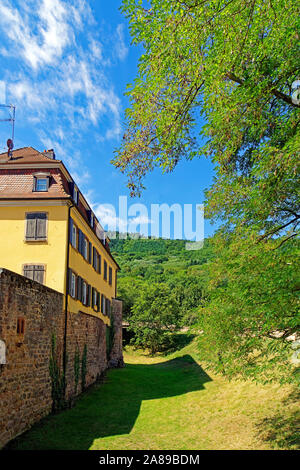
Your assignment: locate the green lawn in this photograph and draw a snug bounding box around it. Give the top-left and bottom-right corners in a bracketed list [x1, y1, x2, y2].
[6, 337, 299, 450]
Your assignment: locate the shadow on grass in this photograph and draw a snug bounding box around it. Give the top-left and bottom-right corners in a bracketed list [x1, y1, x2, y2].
[255, 389, 300, 450]
[5, 354, 212, 450]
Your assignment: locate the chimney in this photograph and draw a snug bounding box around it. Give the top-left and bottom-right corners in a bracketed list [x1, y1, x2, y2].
[43, 149, 56, 160]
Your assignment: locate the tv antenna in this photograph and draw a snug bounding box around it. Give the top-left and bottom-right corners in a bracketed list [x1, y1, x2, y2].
[0, 104, 16, 158]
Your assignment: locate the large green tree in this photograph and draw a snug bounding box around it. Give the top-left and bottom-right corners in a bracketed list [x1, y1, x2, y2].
[113, 0, 299, 380]
[197, 229, 300, 383]
[129, 282, 181, 354]
[113, 0, 300, 241]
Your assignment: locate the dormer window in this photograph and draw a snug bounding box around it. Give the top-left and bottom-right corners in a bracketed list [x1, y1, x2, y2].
[33, 173, 50, 192]
[73, 186, 79, 205]
[68, 182, 79, 204]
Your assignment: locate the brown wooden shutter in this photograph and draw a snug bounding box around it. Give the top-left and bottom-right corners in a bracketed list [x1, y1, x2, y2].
[33, 265, 45, 284]
[89, 242, 92, 264]
[36, 214, 47, 239]
[77, 276, 82, 301]
[87, 284, 91, 307]
[26, 215, 36, 240]
[23, 265, 34, 280]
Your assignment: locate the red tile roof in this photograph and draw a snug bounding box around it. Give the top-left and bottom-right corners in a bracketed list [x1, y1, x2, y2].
[0, 168, 70, 199]
[0, 146, 61, 164]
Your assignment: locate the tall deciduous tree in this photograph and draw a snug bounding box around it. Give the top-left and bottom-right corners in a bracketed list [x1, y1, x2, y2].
[113, 0, 299, 240]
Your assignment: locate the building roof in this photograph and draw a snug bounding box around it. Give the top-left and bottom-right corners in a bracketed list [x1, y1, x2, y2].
[0, 146, 61, 164]
[0, 146, 120, 269]
[0, 168, 70, 199]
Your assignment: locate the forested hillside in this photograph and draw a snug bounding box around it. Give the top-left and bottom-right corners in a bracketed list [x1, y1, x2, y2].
[110, 233, 214, 327]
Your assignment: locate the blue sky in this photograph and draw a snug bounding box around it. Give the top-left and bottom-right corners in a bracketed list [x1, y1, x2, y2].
[0, 0, 216, 239]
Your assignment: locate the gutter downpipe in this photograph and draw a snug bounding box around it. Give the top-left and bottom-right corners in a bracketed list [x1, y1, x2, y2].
[63, 201, 74, 399]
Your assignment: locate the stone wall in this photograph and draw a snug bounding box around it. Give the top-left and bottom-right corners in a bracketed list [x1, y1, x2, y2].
[0, 268, 123, 448]
[109, 299, 124, 368]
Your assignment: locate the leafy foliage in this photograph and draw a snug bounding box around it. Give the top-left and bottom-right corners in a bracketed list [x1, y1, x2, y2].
[74, 346, 80, 394]
[128, 282, 181, 354]
[196, 231, 300, 383]
[111, 233, 213, 326]
[81, 344, 87, 391]
[49, 334, 66, 412]
[113, 0, 299, 242]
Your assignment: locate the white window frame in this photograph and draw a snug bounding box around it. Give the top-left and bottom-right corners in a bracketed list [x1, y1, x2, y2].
[71, 273, 76, 298]
[35, 177, 49, 192]
[72, 224, 77, 248]
[83, 237, 88, 260]
[93, 289, 97, 309]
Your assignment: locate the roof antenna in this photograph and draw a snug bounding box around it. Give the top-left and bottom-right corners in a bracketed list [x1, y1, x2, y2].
[0, 104, 16, 159]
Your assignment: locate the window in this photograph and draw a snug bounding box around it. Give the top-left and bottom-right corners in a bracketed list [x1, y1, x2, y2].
[35, 177, 48, 192]
[104, 260, 107, 281]
[33, 174, 50, 192]
[82, 281, 87, 305]
[109, 267, 112, 285]
[70, 272, 76, 298]
[71, 224, 77, 249]
[101, 294, 105, 314]
[23, 264, 45, 284]
[77, 276, 82, 301]
[93, 288, 99, 311]
[73, 187, 79, 205]
[88, 242, 92, 264]
[83, 237, 88, 260]
[98, 254, 101, 274]
[17, 318, 25, 335]
[26, 213, 47, 241]
[93, 247, 97, 270]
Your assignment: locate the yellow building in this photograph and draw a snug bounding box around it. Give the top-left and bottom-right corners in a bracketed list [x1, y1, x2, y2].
[0, 146, 119, 326]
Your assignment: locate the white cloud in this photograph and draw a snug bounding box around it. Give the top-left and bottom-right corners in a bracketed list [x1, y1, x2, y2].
[115, 24, 128, 61]
[92, 202, 152, 235]
[0, 0, 74, 70]
[0, 0, 127, 212]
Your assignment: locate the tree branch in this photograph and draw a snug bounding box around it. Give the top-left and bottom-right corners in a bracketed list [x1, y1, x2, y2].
[226, 72, 300, 108]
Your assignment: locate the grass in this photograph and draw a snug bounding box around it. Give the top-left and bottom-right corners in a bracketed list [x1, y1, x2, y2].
[6, 335, 299, 450]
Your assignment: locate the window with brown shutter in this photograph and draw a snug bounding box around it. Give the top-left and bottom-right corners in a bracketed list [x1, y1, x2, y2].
[23, 265, 45, 284]
[103, 260, 107, 280]
[25, 213, 47, 241]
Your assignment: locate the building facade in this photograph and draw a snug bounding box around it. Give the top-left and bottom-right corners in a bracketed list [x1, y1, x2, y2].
[0, 146, 119, 327]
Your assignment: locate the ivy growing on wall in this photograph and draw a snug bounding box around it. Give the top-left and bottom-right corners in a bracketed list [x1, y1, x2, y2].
[106, 316, 115, 358]
[74, 346, 80, 394]
[49, 334, 66, 412]
[81, 344, 87, 390]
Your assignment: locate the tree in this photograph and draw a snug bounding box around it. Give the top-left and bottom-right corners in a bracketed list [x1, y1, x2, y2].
[197, 229, 300, 383]
[129, 282, 181, 354]
[113, 0, 299, 241]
